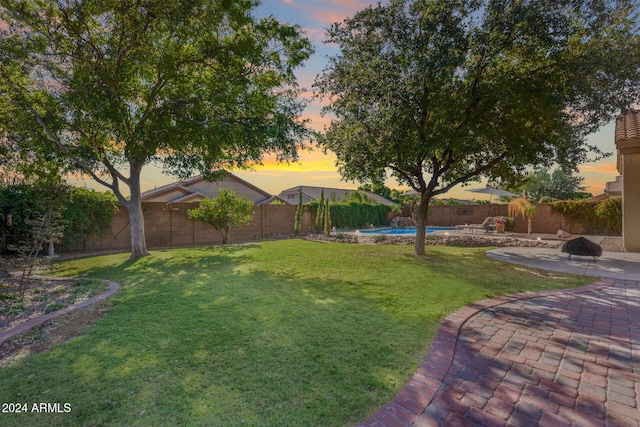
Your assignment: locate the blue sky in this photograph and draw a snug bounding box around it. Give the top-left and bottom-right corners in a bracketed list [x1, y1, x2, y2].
[68, 0, 621, 199]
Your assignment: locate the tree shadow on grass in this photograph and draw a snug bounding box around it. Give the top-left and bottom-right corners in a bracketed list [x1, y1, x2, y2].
[0, 247, 433, 427]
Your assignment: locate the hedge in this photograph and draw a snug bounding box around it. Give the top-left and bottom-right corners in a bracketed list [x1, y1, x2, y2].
[308, 199, 391, 229]
[0, 185, 119, 253]
[550, 198, 621, 235]
[60, 188, 119, 250]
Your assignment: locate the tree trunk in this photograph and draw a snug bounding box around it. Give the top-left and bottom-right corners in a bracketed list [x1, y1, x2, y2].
[124, 169, 151, 259]
[414, 195, 430, 256]
[125, 199, 150, 259]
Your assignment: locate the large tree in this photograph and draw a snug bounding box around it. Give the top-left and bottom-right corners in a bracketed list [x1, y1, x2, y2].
[0, 0, 313, 258]
[514, 168, 591, 202]
[315, 0, 640, 255]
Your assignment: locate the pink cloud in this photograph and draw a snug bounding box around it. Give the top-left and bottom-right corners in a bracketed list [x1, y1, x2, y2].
[579, 163, 618, 174]
[329, 0, 373, 9]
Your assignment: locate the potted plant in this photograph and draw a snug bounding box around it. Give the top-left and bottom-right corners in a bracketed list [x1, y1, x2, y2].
[491, 216, 508, 233]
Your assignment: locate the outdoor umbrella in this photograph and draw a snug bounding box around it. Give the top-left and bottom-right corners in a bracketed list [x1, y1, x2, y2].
[466, 186, 519, 215]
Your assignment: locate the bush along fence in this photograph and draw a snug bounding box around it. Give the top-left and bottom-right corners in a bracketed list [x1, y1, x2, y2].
[549, 198, 622, 235]
[307, 199, 391, 230]
[0, 185, 119, 255]
[416, 200, 622, 236]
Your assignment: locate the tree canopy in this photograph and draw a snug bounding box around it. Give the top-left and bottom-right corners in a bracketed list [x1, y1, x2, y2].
[314, 0, 640, 255]
[512, 169, 591, 202]
[0, 0, 313, 258]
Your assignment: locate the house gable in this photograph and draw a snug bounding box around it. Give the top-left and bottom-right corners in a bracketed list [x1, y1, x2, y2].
[141, 172, 272, 204]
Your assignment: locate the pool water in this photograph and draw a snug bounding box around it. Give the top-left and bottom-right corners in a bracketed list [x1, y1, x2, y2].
[359, 227, 455, 235]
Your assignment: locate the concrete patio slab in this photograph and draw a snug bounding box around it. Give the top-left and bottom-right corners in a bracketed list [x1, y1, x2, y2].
[487, 246, 640, 281]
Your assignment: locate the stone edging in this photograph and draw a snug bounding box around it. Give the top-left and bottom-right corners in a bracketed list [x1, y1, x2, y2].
[0, 277, 121, 346]
[356, 277, 616, 426]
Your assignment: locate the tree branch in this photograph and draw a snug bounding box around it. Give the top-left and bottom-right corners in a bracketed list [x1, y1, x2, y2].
[0, 65, 120, 193]
[432, 150, 510, 196]
[389, 165, 419, 192]
[95, 144, 130, 185]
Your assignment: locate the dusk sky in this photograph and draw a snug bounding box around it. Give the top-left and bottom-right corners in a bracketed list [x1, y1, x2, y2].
[68, 0, 622, 200]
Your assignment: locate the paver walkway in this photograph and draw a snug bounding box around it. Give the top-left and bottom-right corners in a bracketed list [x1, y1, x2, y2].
[359, 278, 640, 426]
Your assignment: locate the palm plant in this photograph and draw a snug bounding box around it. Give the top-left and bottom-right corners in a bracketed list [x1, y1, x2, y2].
[508, 197, 537, 235]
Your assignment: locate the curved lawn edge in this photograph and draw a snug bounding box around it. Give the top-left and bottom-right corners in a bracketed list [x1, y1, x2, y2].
[356, 277, 616, 427]
[0, 277, 121, 346]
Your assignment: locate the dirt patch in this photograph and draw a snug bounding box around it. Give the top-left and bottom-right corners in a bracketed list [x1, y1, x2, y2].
[0, 303, 109, 367]
[1, 277, 107, 330]
[0, 277, 109, 367]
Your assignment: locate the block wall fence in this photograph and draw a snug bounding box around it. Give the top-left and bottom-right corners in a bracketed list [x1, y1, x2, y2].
[69, 203, 315, 253]
[421, 203, 601, 235]
[67, 202, 614, 253]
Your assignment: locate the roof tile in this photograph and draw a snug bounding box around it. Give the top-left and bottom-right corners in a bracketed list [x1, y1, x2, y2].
[615, 110, 640, 142]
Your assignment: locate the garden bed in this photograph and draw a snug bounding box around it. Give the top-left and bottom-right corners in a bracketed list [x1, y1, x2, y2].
[0, 276, 110, 367]
[1, 277, 107, 332]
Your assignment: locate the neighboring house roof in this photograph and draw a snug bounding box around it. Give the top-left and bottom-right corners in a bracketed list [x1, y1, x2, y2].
[585, 193, 610, 203]
[277, 185, 396, 206]
[141, 172, 272, 204]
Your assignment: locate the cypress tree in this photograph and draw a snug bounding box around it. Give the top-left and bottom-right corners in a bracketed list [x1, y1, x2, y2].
[323, 199, 331, 237]
[315, 188, 325, 233]
[294, 189, 302, 236]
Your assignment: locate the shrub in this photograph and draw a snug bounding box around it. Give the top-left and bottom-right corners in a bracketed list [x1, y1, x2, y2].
[0, 185, 118, 253]
[44, 302, 64, 314]
[594, 198, 623, 235]
[188, 190, 255, 244]
[2, 300, 25, 315]
[373, 234, 388, 243]
[60, 188, 119, 250]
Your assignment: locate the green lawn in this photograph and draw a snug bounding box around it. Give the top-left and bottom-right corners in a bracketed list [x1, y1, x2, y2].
[0, 240, 592, 426]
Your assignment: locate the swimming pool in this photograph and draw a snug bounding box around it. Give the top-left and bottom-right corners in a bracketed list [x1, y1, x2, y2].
[358, 227, 455, 235]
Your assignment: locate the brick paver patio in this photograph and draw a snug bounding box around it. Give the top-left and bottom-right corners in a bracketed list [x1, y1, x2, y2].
[359, 278, 640, 426]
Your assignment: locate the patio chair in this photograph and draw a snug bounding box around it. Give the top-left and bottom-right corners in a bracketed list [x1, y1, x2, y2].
[455, 217, 495, 234]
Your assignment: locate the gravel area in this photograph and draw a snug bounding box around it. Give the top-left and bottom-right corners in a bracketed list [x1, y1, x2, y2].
[306, 230, 626, 252]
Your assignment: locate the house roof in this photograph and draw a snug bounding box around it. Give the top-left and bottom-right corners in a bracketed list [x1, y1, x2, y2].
[141, 172, 272, 204]
[585, 193, 610, 202]
[615, 109, 640, 142]
[140, 181, 195, 201]
[278, 185, 396, 206]
[171, 192, 207, 203]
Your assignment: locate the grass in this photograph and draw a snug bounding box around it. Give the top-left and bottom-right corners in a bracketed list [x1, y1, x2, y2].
[0, 240, 593, 426]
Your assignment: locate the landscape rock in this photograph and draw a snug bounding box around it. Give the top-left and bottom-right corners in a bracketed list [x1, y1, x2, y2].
[390, 216, 415, 228]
